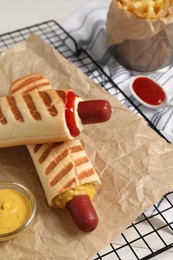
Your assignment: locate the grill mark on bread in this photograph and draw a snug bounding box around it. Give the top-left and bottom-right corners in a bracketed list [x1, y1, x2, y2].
[33, 144, 42, 153]
[56, 90, 66, 103]
[0, 108, 7, 124]
[20, 82, 50, 94]
[11, 74, 44, 94]
[60, 177, 76, 192]
[45, 148, 69, 175]
[78, 168, 95, 180]
[39, 91, 58, 116]
[50, 162, 73, 187]
[75, 157, 89, 166]
[22, 93, 42, 120]
[39, 143, 60, 163]
[70, 145, 83, 153]
[6, 96, 24, 122]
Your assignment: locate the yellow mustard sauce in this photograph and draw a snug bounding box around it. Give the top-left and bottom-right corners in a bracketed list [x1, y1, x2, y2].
[53, 183, 96, 209]
[0, 189, 31, 235]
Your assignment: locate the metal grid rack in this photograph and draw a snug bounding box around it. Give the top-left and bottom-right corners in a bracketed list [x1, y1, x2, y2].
[0, 20, 173, 260]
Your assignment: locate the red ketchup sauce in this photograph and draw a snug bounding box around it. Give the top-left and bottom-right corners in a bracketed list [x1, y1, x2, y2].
[132, 77, 166, 105]
[65, 90, 80, 137]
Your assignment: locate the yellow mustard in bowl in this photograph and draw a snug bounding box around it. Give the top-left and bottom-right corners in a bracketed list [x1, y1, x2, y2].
[0, 189, 31, 235]
[0, 181, 36, 241]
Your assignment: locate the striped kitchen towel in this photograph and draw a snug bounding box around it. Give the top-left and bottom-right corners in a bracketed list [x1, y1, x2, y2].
[63, 1, 173, 143]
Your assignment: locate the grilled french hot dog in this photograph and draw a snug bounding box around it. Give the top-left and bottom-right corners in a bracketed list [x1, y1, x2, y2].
[0, 86, 112, 147]
[10, 74, 104, 232]
[0, 88, 83, 147]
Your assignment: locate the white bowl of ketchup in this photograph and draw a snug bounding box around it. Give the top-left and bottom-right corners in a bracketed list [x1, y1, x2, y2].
[130, 76, 173, 109]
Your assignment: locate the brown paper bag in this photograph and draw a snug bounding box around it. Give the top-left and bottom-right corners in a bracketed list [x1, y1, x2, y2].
[0, 34, 173, 260]
[106, 0, 173, 72]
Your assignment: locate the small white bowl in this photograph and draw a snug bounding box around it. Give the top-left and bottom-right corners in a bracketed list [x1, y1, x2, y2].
[129, 75, 171, 109]
[0, 181, 36, 241]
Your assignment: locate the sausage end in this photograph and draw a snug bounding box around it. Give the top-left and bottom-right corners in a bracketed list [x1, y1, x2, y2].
[66, 195, 98, 232]
[78, 100, 112, 124]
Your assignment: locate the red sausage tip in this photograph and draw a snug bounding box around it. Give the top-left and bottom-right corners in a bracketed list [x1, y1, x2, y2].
[66, 195, 98, 232]
[78, 100, 112, 125]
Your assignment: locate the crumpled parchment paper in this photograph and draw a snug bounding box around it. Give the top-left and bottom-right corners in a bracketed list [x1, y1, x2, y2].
[0, 34, 173, 260]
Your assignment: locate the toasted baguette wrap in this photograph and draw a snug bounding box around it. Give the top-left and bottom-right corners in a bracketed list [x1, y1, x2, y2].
[0, 87, 83, 147]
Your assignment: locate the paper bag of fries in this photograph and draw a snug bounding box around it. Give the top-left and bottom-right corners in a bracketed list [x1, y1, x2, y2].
[106, 0, 173, 72]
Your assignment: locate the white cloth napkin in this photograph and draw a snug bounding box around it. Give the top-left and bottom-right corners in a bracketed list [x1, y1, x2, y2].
[63, 1, 173, 143]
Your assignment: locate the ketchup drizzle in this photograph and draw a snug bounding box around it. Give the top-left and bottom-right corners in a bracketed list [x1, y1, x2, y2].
[132, 77, 166, 106]
[65, 90, 80, 137]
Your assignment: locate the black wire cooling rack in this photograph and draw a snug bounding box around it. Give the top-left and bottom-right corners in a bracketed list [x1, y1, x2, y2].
[0, 20, 173, 260]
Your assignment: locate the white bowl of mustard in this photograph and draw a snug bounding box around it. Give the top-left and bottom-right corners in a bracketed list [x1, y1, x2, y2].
[0, 181, 36, 241]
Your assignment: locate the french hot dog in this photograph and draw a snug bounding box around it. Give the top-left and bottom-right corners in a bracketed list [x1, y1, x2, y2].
[10, 74, 103, 232]
[0, 86, 112, 148]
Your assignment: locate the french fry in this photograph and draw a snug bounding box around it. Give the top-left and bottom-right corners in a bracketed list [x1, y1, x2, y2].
[116, 0, 173, 20]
